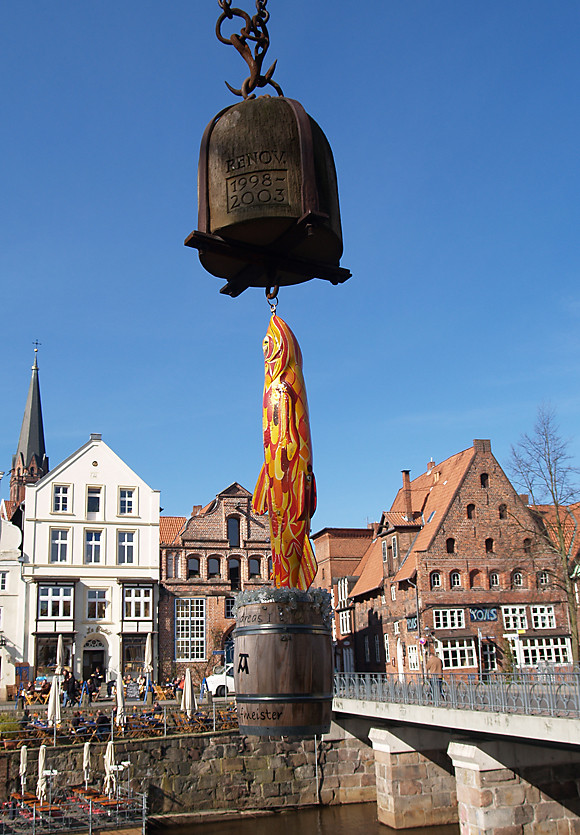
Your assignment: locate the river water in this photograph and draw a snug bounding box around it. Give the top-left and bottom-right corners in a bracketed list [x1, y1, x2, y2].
[156, 802, 459, 834]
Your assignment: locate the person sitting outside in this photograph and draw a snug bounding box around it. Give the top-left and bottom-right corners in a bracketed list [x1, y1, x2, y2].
[95, 710, 111, 741]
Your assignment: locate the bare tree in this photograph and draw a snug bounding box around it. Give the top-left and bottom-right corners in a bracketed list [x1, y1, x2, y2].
[511, 405, 580, 665]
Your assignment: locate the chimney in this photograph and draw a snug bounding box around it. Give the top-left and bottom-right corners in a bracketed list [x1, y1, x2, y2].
[401, 470, 413, 521]
[473, 439, 491, 453]
[191, 505, 202, 516]
[427, 458, 435, 473]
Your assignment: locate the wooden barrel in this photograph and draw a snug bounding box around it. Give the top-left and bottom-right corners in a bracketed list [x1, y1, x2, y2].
[234, 593, 332, 737]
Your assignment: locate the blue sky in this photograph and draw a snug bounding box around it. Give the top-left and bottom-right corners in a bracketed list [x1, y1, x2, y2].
[2, 1, 579, 530]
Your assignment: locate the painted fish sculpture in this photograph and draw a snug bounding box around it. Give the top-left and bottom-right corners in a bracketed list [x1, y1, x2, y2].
[252, 314, 317, 590]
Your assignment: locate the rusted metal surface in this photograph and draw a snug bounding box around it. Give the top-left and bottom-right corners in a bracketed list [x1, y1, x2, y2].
[216, 0, 283, 99]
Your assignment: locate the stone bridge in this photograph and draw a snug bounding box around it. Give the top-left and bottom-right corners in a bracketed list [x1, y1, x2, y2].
[331, 672, 580, 833]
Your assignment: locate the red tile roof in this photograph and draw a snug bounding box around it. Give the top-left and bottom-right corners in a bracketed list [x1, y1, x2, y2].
[350, 537, 384, 598]
[160, 516, 186, 544]
[393, 446, 476, 582]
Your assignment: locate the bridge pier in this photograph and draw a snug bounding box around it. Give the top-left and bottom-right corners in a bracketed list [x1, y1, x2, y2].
[369, 727, 458, 829]
[448, 739, 580, 835]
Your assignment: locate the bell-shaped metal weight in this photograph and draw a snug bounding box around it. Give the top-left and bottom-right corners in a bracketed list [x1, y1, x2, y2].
[185, 96, 350, 297]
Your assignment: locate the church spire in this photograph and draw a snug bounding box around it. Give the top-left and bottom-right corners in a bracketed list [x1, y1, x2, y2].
[10, 345, 49, 506]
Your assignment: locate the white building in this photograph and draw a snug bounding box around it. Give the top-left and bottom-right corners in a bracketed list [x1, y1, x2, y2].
[20, 433, 160, 684]
[0, 510, 25, 699]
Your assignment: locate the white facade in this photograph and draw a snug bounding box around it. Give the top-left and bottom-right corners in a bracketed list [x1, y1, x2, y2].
[0, 510, 25, 698]
[20, 434, 160, 685]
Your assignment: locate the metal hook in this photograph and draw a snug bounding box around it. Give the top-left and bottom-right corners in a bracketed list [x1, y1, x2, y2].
[265, 285, 279, 313]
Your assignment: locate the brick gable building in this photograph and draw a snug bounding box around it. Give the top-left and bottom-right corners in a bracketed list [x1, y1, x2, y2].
[350, 439, 573, 677]
[158, 483, 271, 687]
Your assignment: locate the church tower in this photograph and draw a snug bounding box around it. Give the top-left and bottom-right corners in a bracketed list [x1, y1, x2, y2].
[10, 348, 49, 507]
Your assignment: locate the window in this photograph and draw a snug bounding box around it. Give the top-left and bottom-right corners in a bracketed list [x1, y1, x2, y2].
[480, 473, 489, 489]
[384, 635, 390, 663]
[225, 598, 235, 619]
[38, 586, 72, 619]
[87, 589, 106, 619]
[124, 587, 152, 619]
[390, 584, 396, 601]
[393, 621, 400, 635]
[537, 570, 550, 588]
[502, 606, 527, 630]
[382, 540, 388, 563]
[481, 642, 497, 672]
[466, 504, 475, 520]
[53, 485, 69, 512]
[166, 553, 175, 579]
[337, 577, 349, 607]
[469, 569, 482, 589]
[364, 636, 370, 663]
[391, 536, 398, 561]
[117, 531, 135, 564]
[498, 504, 507, 519]
[408, 644, 419, 671]
[339, 610, 351, 635]
[523, 538, 532, 556]
[439, 638, 477, 669]
[520, 636, 571, 667]
[490, 572, 500, 589]
[208, 557, 220, 579]
[531, 605, 556, 629]
[450, 571, 461, 588]
[433, 608, 465, 630]
[123, 636, 145, 674]
[188, 557, 200, 579]
[446, 538, 455, 554]
[430, 571, 442, 590]
[374, 634, 381, 663]
[229, 559, 240, 591]
[50, 529, 68, 563]
[85, 530, 102, 564]
[485, 538, 494, 553]
[0, 572, 6, 592]
[249, 558, 261, 578]
[119, 489, 134, 515]
[227, 517, 240, 548]
[512, 570, 524, 589]
[87, 487, 101, 514]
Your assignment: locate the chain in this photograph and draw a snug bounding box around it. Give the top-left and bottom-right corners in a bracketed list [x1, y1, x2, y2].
[216, 0, 283, 99]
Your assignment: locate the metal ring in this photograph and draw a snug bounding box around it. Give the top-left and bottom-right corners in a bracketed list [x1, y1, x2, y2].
[265, 285, 279, 300]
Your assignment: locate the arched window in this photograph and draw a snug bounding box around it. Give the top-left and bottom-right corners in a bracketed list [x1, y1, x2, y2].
[467, 504, 475, 519]
[430, 571, 441, 590]
[512, 570, 524, 589]
[227, 517, 240, 548]
[249, 558, 261, 578]
[446, 538, 455, 554]
[498, 504, 507, 519]
[523, 538, 532, 556]
[485, 538, 494, 553]
[470, 569, 482, 589]
[228, 558, 240, 590]
[268, 557, 273, 578]
[208, 557, 220, 579]
[450, 571, 461, 588]
[480, 473, 489, 489]
[537, 570, 549, 587]
[187, 557, 200, 579]
[489, 571, 500, 589]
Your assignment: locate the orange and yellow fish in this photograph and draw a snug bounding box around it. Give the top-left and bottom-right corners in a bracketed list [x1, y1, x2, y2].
[252, 315, 317, 590]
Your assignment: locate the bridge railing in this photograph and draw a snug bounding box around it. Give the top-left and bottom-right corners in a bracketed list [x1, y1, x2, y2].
[333, 671, 580, 718]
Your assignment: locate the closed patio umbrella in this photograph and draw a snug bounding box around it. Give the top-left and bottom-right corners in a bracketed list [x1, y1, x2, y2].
[47, 676, 61, 728]
[19, 745, 27, 795]
[36, 745, 47, 803]
[181, 668, 196, 719]
[83, 742, 91, 791]
[115, 671, 126, 727]
[103, 740, 116, 797]
[55, 635, 65, 676]
[144, 633, 153, 702]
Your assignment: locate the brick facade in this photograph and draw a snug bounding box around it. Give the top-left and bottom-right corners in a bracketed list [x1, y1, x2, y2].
[351, 440, 573, 677]
[159, 483, 271, 686]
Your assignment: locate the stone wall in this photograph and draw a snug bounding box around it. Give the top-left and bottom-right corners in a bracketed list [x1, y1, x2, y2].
[0, 729, 376, 815]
